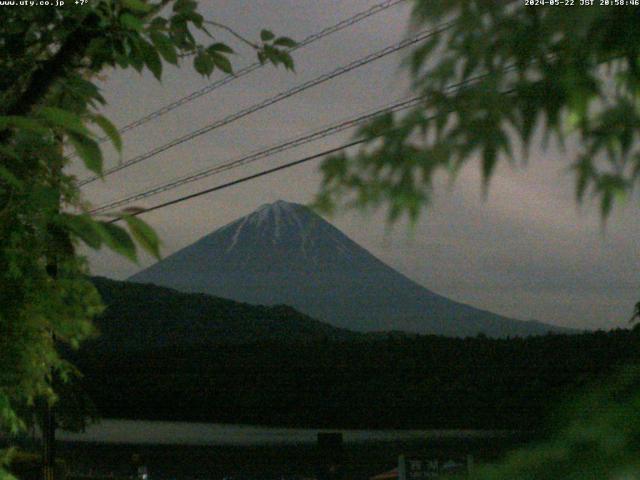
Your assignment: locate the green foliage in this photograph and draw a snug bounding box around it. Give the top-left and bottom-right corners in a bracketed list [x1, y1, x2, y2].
[121, 216, 162, 260]
[257, 33, 297, 71]
[89, 276, 354, 349]
[316, 1, 640, 221]
[0, 0, 295, 474]
[91, 115, 122, 153]
[467, 365, 640, 480]
[68, 133, 103, 174]
[0, 449, 16, 480]
[260, 29, 275, 42]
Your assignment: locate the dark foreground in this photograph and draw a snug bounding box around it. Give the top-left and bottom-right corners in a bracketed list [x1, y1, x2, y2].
[70, 328, 640, 431]
[55, 435, 532, 480]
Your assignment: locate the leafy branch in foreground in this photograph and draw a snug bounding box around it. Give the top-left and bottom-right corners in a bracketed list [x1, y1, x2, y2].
[0, 0, 296, 465]
[312, 2, 640, 478]
[316, 2, 640, 221]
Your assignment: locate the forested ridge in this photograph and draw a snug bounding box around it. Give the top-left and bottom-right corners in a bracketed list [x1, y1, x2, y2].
[72, 324, 640, 430]
[89, 276, 357, 349]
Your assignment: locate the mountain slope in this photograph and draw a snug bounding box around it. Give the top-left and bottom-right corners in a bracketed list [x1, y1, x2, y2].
[129, 200, 568, 337]
[89, 276, 357, 351]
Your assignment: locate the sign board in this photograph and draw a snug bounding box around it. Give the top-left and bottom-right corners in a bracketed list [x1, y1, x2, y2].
[398, 454, 472, 479]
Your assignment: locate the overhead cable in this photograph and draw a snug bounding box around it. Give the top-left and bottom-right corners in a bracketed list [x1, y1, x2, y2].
[105, 139, 367, 224]
[79, 20, 454, 187]
[98, 73, 505, 221]
[97, 0, 409, 141]
[91, 96, 424, 214]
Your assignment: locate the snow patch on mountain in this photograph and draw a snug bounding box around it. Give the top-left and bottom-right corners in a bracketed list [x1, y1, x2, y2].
[226, 215, 250, 253]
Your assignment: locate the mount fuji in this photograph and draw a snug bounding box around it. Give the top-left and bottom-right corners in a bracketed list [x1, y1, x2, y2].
[129, 200, 566, 337]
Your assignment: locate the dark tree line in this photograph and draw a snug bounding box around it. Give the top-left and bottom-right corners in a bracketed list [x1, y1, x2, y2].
[70, 328, 640, 431]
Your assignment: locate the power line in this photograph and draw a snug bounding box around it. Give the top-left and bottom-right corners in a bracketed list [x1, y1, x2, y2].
[79, 21, 454, 188]
[90, 96, 424, 214]
[98, 73, 517, 216]
[91, 70, 503, 215]
[105, 138, 367, 224]
[97, 0, 408, 142]
[100, 74, 506, 223]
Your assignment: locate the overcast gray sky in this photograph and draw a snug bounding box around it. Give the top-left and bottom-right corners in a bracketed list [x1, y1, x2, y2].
[79, 0, 639, 331]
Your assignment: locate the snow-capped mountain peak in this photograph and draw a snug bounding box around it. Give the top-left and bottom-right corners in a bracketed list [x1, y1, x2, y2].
[129, 201, 567, 337]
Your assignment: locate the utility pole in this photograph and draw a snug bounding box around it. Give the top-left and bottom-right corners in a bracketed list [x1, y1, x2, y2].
[42, 401, 55, 480]
[42, 135, 64, 480]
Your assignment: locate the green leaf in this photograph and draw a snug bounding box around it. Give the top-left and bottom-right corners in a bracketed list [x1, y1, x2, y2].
[481, 142, 498, 191]
[207, 42, 234, 55]
[261, 45, 281, 67]
[188, 11, 203, 29]
[65, 75, 105, 106]
[121, 0, 152, 13]
[406, 35, 440, 75]
[0, 115, 49, 134]
[95, 222, 137, 262]
[114, 52, 130, 69]
[573, 156, 593, 201]
[0, 165, 21, 189]
[92, 115, 122, 152]
[68, 132, 103, 175]
[173, 0, 197, 13]
[260, 29, 275, 41]
[138, 39, 163, 80]
[210, 52, 233, 74]
[38, 107, 90, 136]
[150, 17, 167, 29]
[63, 214, 103, 250]
[194, 51, 214, 76]
[280, 52, 294, 71]
[120, 12, 144, 31]
[123, 215, 161, 259]
[29, 186, 59, 212]
[273, 36, 297, 49]
[150, 31, 178, 65]
[127, 39, 145, 72]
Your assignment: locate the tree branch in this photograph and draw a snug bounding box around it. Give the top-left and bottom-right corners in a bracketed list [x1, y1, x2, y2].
[4, 13, 100, 118]
[204, 20, 258, 50]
